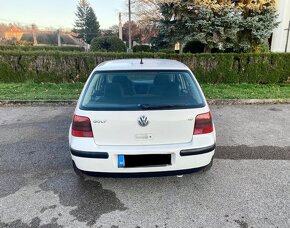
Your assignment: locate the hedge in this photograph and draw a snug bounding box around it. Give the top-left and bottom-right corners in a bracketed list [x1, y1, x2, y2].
[0, 51, 289, 83]
[0, 45, 85, 52]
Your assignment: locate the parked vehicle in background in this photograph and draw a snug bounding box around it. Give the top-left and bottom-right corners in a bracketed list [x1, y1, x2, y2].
[69, 59, 216, 177]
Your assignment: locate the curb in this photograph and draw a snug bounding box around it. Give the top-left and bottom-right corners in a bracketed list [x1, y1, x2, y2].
[1, 99, 290, 106]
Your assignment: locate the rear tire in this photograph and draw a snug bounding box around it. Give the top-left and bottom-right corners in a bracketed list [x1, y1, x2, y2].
[202, 158, 213, 172]
[72, 161, 85, 178]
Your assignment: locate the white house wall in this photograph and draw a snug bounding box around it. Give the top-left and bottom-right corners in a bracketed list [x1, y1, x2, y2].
[271, 0, 290, 52]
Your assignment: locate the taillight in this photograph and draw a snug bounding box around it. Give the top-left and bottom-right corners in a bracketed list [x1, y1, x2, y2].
[72, 115, 93, 137]
[193, 112, 213, 135]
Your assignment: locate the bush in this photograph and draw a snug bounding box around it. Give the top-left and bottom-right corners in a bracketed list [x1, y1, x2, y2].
[254, 43, 270, 53]
[90, 36, 126, 52]
[183, 41, 205, 53]
[0, 51, 289, 83]
[0, 45, 85, 52]
[133, 45, 152, 52]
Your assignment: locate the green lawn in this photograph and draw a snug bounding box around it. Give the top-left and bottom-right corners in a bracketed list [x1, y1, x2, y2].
[0, 83, 289, 100]
[201, 83, 290, 99]
[0, 83, 84, 100]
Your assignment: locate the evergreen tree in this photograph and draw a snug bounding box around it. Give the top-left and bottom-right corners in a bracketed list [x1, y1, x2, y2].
[157, 0, 279, 52]
[73, 0, 100, 44]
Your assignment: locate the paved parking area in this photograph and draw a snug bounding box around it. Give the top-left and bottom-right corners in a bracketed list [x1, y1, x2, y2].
[0, 105, 289, 228]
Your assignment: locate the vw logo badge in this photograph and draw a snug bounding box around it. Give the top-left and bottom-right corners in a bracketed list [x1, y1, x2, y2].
[138, 116, 149, 127]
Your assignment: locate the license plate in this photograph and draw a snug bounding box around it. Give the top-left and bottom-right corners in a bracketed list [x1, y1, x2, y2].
[118, 154, 171, 168]
[118, 154, 125, 168]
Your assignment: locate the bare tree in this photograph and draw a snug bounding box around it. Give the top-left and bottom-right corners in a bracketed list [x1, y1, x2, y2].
[124, 0, 168, 44]
[130, 0, 181, 23]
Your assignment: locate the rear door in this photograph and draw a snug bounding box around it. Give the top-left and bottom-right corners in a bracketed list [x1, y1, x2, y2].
[87, 109, 204, 146]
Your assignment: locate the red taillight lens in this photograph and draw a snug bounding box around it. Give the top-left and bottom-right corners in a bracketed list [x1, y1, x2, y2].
[72, 115, 93, 137]
[193, 112, 213, 135]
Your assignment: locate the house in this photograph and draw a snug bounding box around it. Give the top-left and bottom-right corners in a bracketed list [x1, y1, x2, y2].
[271, 0, 290, 52]
[4, 26, 24, 41]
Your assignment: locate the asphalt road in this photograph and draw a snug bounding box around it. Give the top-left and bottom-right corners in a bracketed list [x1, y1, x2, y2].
[0, 105, 289, 228]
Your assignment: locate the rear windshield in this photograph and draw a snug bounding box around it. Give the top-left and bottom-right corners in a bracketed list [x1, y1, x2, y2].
[80, 70, 205, 111]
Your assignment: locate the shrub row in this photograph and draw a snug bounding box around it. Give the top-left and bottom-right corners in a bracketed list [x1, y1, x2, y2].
[0, 45, 85, 52]
[0, 51, 289, 83]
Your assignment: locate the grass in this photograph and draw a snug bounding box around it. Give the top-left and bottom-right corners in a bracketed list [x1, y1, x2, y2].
[0, 83, 290, 100]
[201, 83, 290, 99]
[0, 83, 84, 100]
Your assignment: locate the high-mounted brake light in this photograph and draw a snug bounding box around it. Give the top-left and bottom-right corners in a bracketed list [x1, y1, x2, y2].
[193, 112, 213, 135]
[72, 115, 93, 137]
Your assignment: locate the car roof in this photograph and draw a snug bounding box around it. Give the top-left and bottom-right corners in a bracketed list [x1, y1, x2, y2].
[94, 59, 190, 71]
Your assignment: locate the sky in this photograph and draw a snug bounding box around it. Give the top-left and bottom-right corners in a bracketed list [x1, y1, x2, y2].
[0, 0, 125, 29]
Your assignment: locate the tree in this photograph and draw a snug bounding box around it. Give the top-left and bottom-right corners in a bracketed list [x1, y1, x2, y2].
[133, 44, 151, 52]
[130, 0, 174, 46]
[122, 21, 142, 45]
[109, 25, 119, 35]
[183, 40, 205, 53]
[101, 25, 119, 37]
[73, 0, 100, 44]
[156, 0, 279, 52]
[90, 36, 126, 52]
[185, 4, 243, 51]
[238, 7, 279, 52]
[0, 23, 9, 37]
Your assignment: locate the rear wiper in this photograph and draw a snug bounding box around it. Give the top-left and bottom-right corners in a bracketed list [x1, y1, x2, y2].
[138, 104, 190, 110]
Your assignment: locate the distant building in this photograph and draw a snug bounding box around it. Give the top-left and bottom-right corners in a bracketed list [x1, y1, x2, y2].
[271, 0, 290, 52]
[2, 24, 82, 47]
[4, 27, 24, 41]
[23, 32, 83, 46]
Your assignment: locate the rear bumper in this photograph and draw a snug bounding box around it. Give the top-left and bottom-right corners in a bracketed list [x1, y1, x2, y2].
[80, 166, 209, 178]
[70, 143, 215, 174]
[180, 144, 216, 156]
[69, 128, 216, 174]
[71, 144, 215, 159]
[71, 149, 109, 159]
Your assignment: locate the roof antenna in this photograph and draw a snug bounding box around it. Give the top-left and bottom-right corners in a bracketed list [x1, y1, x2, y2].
[140, 51, 144, 64]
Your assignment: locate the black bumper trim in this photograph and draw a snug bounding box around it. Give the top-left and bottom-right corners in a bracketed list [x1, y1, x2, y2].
[180, 144, 216, 156]
[81, 166, 206, 178]
[71, 149, 109, 159]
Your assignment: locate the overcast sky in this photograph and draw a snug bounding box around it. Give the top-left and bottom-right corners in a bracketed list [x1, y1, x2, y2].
[0, 0, 125, 29]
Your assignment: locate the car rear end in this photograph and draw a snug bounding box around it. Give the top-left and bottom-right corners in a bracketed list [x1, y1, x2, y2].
[69, 59, 216, 176]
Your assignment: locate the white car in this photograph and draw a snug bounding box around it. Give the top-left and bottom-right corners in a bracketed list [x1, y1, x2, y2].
[69, 59, 216, 177]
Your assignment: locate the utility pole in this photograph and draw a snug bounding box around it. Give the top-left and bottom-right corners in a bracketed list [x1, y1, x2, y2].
[128, 0, 132, 52]
[285, 21, 290, 53]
